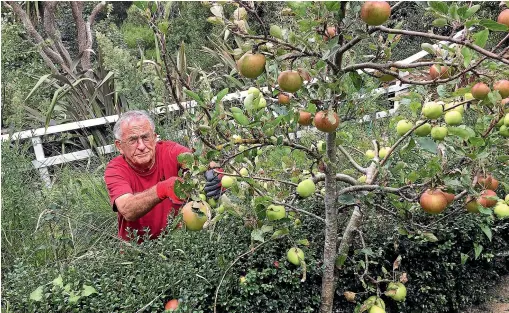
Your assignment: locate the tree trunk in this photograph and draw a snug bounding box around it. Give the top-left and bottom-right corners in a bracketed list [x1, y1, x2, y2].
[320, 131, 339, 313]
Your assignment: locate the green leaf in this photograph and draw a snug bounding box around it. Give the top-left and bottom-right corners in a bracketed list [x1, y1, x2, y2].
[473, 29, 489, 48]
[184, 89, 204, 106]
[68, 291, 81, 304]
[448, 4, 459, 20]
[251, 228, 265, 243]
[416, 137, 438, 154]
[30, 286, 43, 302]
[325, 1, 340, 11]
[52, 275, 63, 288]
[215, 88, 229, 103]
[432, 18, 448, 27]
[81, 285, 98, 297]
[421, 43, 435, 54]
[25, 74, 52, 101]
[474, 243, 483, 259]
[298, 239, 310, 246]
[480, 224, 492, 242]
[461, 253, 469, 264]
[479, 19, 508, 31]
[468, 137, 485, 147]
[338, 194, 356, 205]
[271, 228, 289, 239]
[423, 232, 438, 242]
[461, 47, 472, 67]
[448, 126, 475, 139]
[429, 1, 448, 14]
[349, 72, 363, 90]
[465, 5, 480, 18]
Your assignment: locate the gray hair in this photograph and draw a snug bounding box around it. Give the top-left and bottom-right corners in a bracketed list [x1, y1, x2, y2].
[113, 110, 155, 140]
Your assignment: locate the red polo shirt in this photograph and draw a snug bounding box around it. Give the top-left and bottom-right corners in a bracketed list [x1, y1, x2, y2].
[104, 141, 191, 241]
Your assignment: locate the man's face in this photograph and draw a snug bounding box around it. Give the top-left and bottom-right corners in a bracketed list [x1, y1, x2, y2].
[115, 118, 157, 170]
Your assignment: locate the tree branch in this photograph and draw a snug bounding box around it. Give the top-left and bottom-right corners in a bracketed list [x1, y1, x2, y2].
[337, 145, 367, 174]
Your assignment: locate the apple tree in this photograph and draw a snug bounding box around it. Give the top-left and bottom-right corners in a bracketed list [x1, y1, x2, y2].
[139, 1, 509, 312]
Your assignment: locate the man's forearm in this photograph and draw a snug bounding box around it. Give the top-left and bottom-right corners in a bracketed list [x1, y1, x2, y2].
[118, 186, 162, 221]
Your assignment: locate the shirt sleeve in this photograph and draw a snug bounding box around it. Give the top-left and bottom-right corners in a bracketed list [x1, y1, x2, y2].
[104, 162, 132, 212]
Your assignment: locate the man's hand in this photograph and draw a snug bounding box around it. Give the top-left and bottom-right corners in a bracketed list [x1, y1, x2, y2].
[156, 177, 185, 204]
[204, 162, 223, 200]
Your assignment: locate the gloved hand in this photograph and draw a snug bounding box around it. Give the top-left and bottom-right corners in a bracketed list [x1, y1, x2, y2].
[156, 177, 185, 204]
[204, 167, 223, 200]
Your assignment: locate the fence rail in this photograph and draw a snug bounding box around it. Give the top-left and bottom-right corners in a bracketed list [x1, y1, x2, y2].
[2, 28, 469, 187]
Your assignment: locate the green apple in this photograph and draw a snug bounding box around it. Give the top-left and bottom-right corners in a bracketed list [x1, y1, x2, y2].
[379, 147, 390, 159]
[369, 306, 386, 313]
[287, 247, 304, 265]
[444, 102, 464, 115]
[199, 194, 207, 202]
[297, 179, 316, 198]
[396, 120, 413, 136]
[266, 205, 286, 220]
[207, 197, 217, 208]
[247, 87, 260, 97]
[415, 121, 432, 136]
[216, 205, 225, 214]
[358, 175, 367, 183]
[422, 101, 444, 119]
[494, 202, 509, 219]
[464, 93, 474, 101]
[444, 111, 463, 126]
[243, 93, 255, 110]
[257, 148, 263, 156]
[239, 167, 249, 176]
[239, 145, 247, 152]
[504, 113, 509, 126]
[317, 140, 326, 153]
[385, 282, 407, 302]
[365, 296, 385, 309]
[239, 276, 247, 285]
[505, 194, 509, 205]
[269, 24, 283, 39]
[497, 117, 505, 128]
[500, 125, 509, 137]
[431, 126, 448, 141]
[221, 176, 235, 188]
[255, 97, 267, 109]
[365, 149, 376, 159]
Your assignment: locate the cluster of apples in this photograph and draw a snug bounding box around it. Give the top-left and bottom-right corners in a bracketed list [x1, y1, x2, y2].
[360, 281, 406, 313]
[396, 100, 467, 141]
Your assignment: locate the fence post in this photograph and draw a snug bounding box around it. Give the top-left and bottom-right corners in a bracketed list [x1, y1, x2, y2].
[31, 136, 52, 188]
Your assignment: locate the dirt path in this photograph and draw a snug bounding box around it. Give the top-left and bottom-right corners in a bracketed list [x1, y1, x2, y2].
[468, 275, 509, 313]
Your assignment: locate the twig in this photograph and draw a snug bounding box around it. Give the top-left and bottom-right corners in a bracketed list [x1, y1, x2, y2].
[338, 145, 367, 173]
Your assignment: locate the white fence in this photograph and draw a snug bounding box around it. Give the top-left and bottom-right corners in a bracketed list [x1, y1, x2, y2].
[1, 29, 469, 187]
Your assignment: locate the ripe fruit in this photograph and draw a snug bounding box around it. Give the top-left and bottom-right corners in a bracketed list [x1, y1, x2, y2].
[494, 80, 509, 98]
[297, 179, 316, 198]
[360, 1, 391, 26]
[396, 119, 413, 136]
[278, 70, 303, 93]
[221, 176, 235, 188]
[478, 174, 499, 191]
[365, 149, 376, 159]
[498, 9, 509, 27]
[314, 110, 340, 133]
[182, 201, 209, 231]
[478, 190, 498, 208]
[422, 101, 444, 119]
[237, 53, 266, 79]
[278, 93, 291, 105]
[431, 126, 448, 141]
[287, 247, 304, 265]
[494, 202, 509, 219]
[323, 26, 337, 40]
[415, 121, 432, 136]
[266, 205, 286, 220]
[420, 189, 448, 214]
[429, 65, 450, 79]
[378, 147, 390, 159]
[385, 282, 407, 302]
[439, 190, 455, 205]
[471, 82, 490, 100]
[165, 299, 179, 311]
[317, 140, 326, 153]
[298, 111, 312, 126]
[239, 167, 249, 177]
[465, 197, 480, 213]
[444, 111, 463, 126]
[444, 102, 464, 115]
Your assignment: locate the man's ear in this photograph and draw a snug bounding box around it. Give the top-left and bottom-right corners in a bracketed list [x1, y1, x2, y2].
[115, 140, 124, 155]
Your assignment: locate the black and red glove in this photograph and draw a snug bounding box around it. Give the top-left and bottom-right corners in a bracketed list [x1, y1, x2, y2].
[204, 167, 224, 200]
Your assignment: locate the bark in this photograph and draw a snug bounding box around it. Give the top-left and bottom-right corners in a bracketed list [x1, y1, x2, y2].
[319, 131, 339, 313]
[336, 207, 362, 269]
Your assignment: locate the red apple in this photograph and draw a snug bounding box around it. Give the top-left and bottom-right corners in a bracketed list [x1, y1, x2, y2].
[498, 9, 509, 27]
[471, 82, 491, 100]
[429, 65, 450, 80]
[478, 190, 498, 208]
[420, 189, 448, 214]
[494, 80, 509, 98]
[477, 174, 499, 191]
[298, 111, 312, 126]
[313, 110, 340, 133]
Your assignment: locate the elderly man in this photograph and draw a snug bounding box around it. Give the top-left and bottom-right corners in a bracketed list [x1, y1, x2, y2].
[104, 110, 221, 241]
